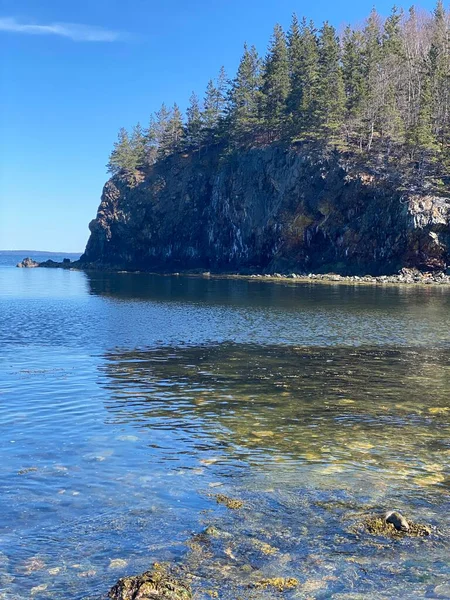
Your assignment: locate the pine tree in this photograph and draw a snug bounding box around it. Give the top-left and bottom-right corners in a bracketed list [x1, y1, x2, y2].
[361, 9, 383, 150]
[202, 67, 229, 143]
[227, 43, 262, 144]
[409, 74, 438, 154]
[185, 92, 203, 149]
[260, 24, 291, 141]
[145, 115, 158, 166]
[154, 103, 172, 157]
[165, 103, 184, 153]
[379, 6, 405, 145]
[286, 17, 320, 139]
[286, 14, 302, 132]
[203, 79, 221, 141]
[107, 127, 136, 174]
[342, 26, 365, 144]
[316, 22, 345, 139]
[130, 122, 146, 169]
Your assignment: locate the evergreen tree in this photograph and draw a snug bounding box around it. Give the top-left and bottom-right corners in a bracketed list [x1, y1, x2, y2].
[145, 115, 158, 166]
[342, 26, 365, 140]
[185, 92, 203, 149]
[408, 74, 438, 154]
[203, 79, 221, 140]
[154, 103, 172, 157]
[361, 9, 383, 150]
[286, 17, 320, 138]
[316, 22, 345, 139]
[429, 0, 450, 152]
[216, 66, 229, 118]
[379, 6, 405, 144]
[165, 103, 185, 153]
[260, 24, 291, 141]
[107, 127, 136, 174]
[203, 67, 229, 143]
[227, 43, 262, 143]
[130, 122, 146, 169]
[286, 14, 302, 131]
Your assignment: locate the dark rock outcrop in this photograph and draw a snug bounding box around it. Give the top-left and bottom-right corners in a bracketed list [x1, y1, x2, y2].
[79, 144, 449, 275]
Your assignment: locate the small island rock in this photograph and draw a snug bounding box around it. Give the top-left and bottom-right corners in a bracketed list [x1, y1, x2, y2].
[16, 257, 39, 268]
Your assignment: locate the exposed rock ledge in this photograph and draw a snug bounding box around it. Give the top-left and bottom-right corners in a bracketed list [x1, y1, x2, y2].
[17, 257, 450, 286]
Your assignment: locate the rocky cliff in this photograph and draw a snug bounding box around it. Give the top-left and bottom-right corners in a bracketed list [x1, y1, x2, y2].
[81, 144, 450, 275]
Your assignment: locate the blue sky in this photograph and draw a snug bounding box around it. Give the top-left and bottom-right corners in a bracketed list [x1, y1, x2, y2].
[0, 0, 438, 252]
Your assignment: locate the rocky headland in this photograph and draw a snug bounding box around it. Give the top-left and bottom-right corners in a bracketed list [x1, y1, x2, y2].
[20, 144, 450, 284]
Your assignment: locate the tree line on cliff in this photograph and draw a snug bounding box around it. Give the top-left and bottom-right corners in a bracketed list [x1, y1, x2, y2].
[107, 3, 449, 181]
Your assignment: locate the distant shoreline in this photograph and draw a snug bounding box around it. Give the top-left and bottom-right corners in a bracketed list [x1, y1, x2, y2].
[1, 250, 82, 255]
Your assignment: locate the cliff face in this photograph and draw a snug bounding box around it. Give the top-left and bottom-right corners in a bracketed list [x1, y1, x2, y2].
[82, 145, 450, 275]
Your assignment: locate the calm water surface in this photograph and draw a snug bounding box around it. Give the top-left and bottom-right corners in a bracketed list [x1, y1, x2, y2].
[0, 253, 449, 599]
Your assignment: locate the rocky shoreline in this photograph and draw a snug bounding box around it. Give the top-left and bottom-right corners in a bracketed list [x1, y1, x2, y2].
[16, 257, 450, 286]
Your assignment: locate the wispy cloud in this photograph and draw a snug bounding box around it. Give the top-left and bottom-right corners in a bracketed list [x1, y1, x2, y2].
[0, 17, 126, 42]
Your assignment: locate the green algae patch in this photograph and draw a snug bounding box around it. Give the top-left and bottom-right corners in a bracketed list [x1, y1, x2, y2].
[364, 517, 431, 538]
[215, 494, 244, 510]
[252, 577, 299, 591]
[108, 562, 192, 600]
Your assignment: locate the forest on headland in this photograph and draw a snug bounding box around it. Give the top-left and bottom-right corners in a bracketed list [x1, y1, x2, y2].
[107, 3, 449, 186]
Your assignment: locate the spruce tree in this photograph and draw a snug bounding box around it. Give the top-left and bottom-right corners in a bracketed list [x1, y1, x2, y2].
[411, 75, 438, 153]
[166, 103, 184, 153]
[316, 22, 345, 139]
[361, 9, 383, 150]
[260, 24, 291, 141]
[130, 122, 146, 169]
[154, 103, 172, 157]
[379, 6, 405, 145]
[203, 79, 221, 141]
[107, 127, 136, 174]
[342, 26, 365, 144]
[286, 14, 302, 135]
[429, 0, 450, 153]
[185, 92, 203, 149]
[145, 115, 158, 166]
[227, 43, 262, 144]
[286, 17, 320, 139]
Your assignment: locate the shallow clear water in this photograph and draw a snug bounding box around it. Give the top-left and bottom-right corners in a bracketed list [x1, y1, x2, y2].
[0, 253, 449, 599]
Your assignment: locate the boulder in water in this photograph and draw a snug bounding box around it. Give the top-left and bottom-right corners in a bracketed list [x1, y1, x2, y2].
[108, 563, 192, 600]
[385, 510, 409, 532]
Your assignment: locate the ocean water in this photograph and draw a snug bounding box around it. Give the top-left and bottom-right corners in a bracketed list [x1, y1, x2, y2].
[0, 252, 449, 599]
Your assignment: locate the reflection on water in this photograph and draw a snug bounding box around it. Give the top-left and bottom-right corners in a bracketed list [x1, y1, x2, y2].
[0, 265, 449, 599]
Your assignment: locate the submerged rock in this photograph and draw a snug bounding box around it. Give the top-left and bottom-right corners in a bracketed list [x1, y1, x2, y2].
[215, 494, 244, 510]
[252, 577, 299, 591]
[108, 563, 192, 600]
[16, 257, 39, 268]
